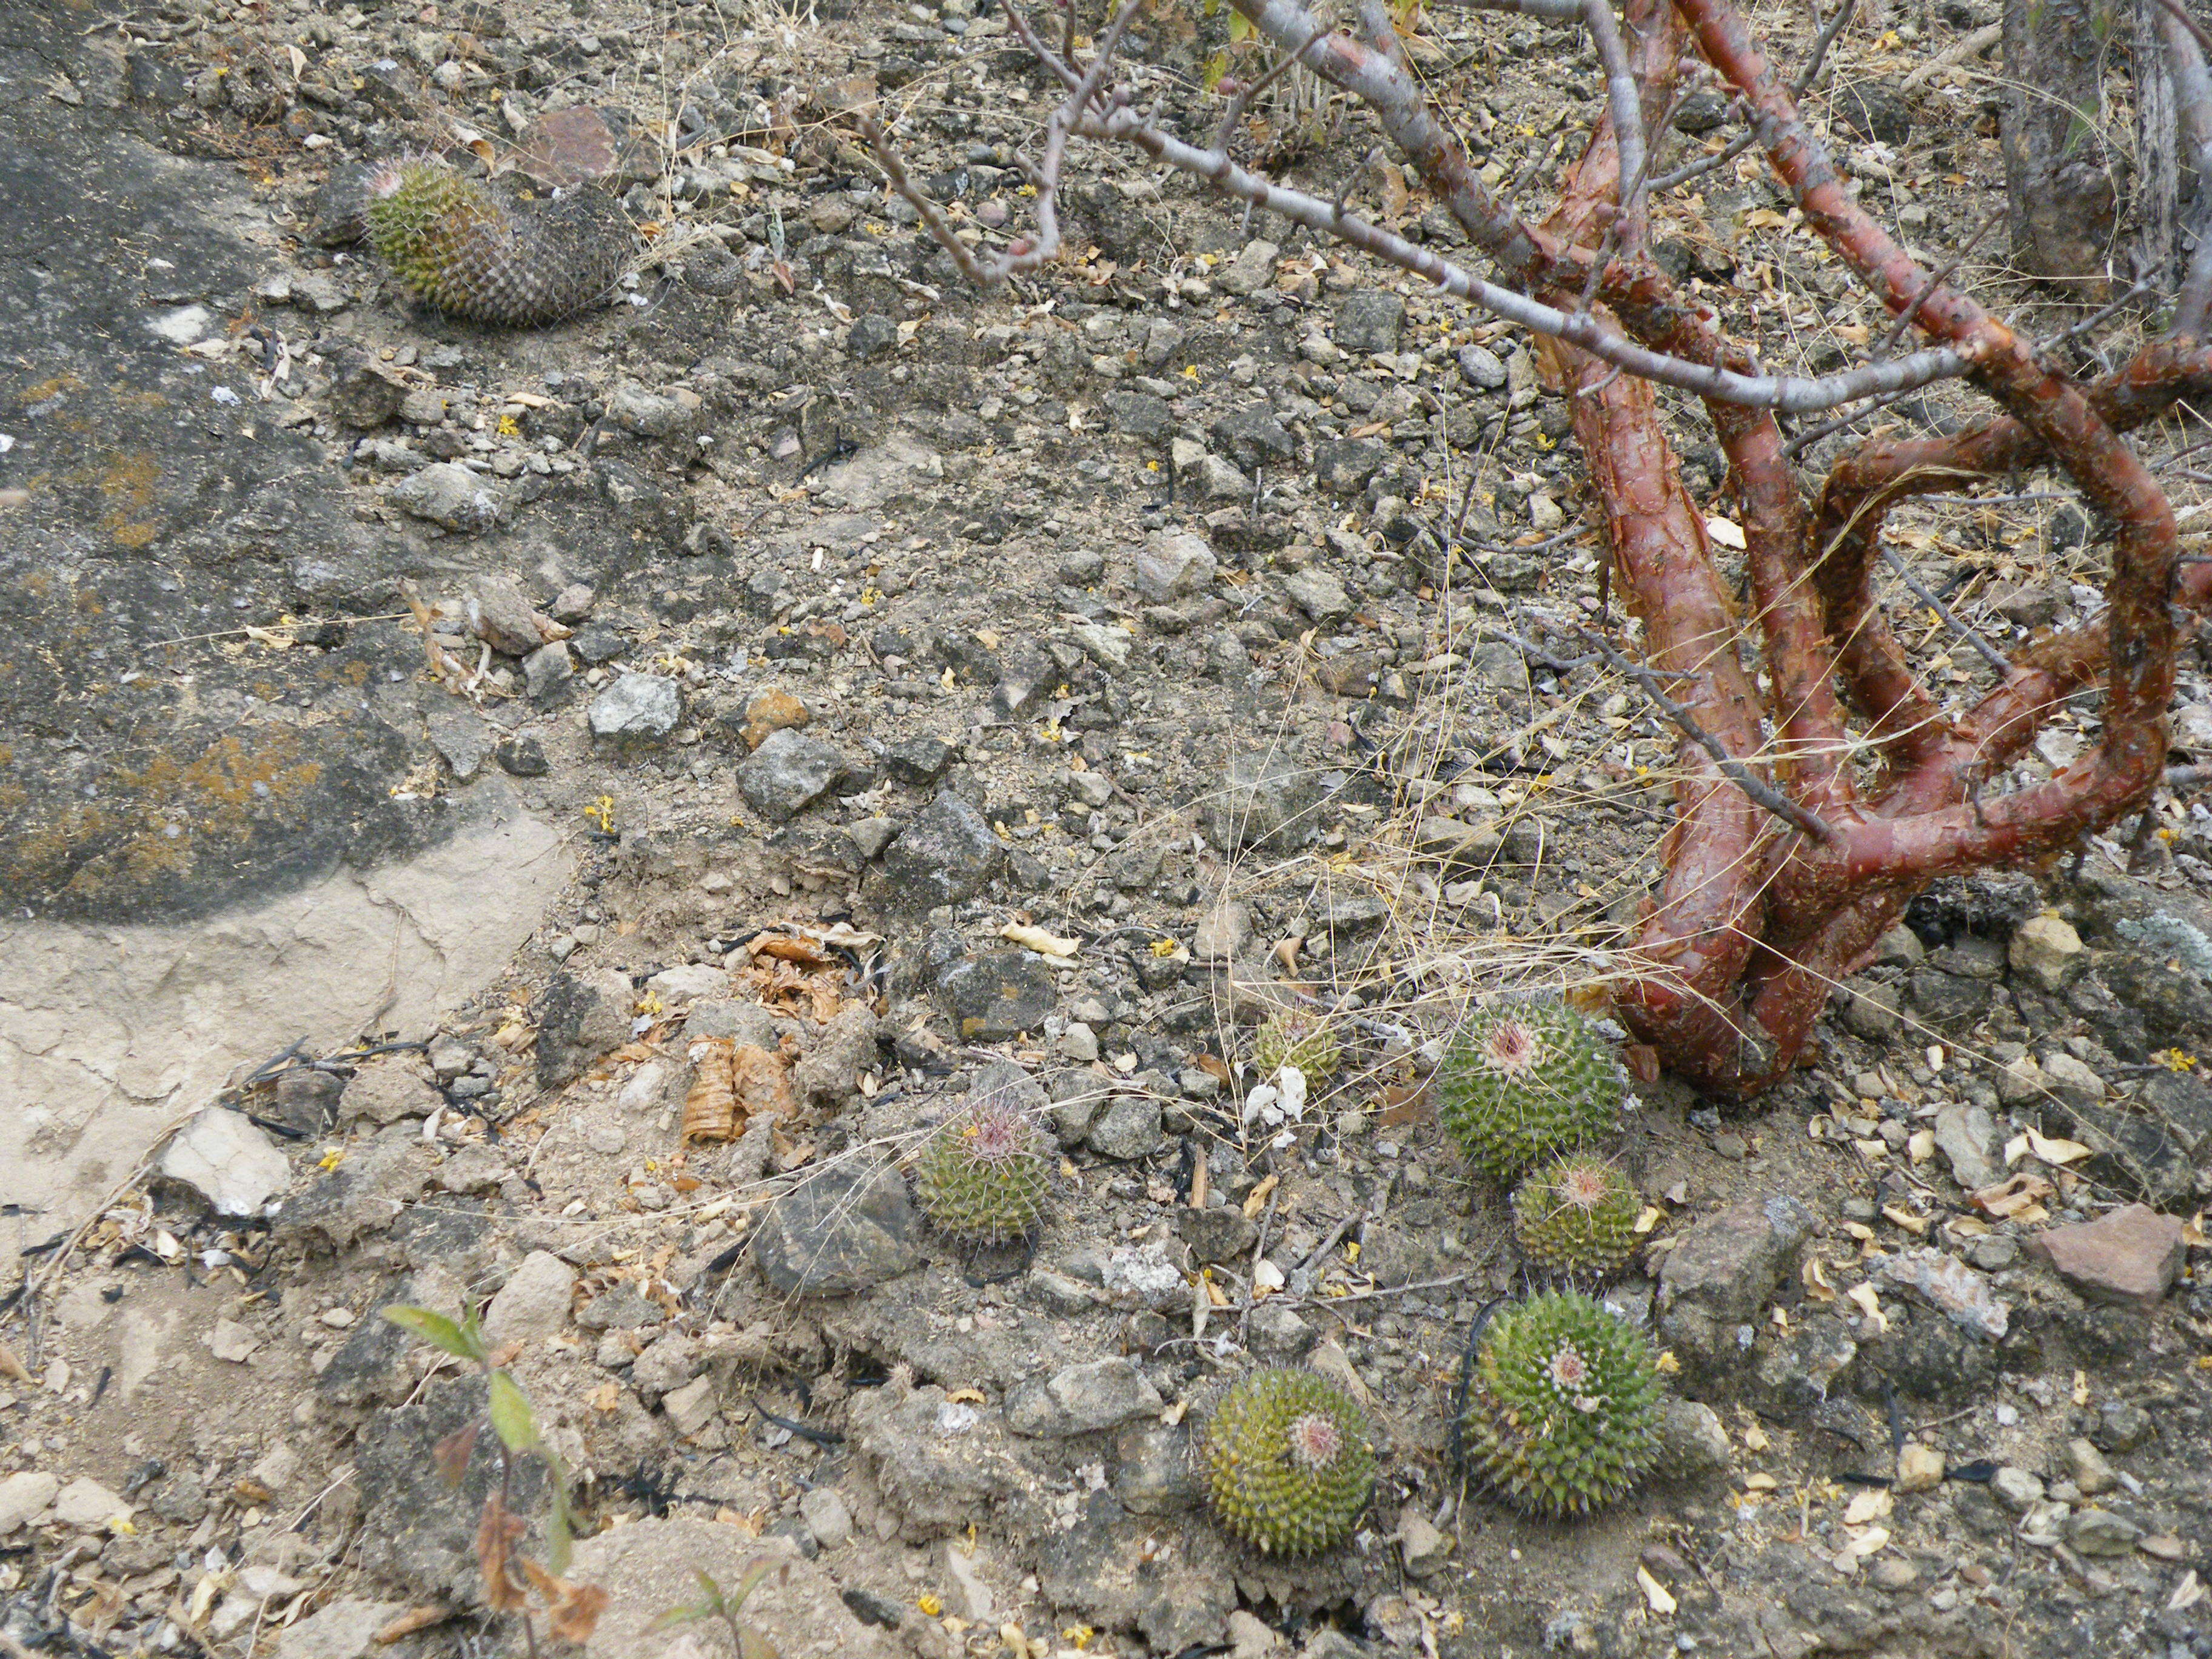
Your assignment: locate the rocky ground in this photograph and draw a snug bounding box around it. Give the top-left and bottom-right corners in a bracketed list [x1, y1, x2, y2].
[1, 0, 2210, 1656]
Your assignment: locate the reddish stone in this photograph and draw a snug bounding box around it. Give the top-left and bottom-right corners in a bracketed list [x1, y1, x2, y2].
[2028, 1204, 2185, 1312]
[515, 106, 625, 187]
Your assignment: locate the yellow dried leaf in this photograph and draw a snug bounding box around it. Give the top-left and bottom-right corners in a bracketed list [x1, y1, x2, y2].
[1802, 1256, 1837, 1302]
[1637, 1564, 1677, 1615]
[1847, 1282, 1888, 1335]
[1633, 1205, 1663, 1235]
[1843, 1487, 1892, 1526]
[1881, 1204, 1930, 1236]
[1703, 515, 1747, 549]
[1000, 923, 1080, 957]
[1743, 1472, 1779, 1491]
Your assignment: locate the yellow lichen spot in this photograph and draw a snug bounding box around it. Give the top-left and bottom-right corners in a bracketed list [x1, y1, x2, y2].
[583, 796, 617, 833]
[1149, 939, 1177, 958]
[2154, 1047, 2196, 1071]
[917, 1595, 943, 1618]
[497, 414, 521, 437]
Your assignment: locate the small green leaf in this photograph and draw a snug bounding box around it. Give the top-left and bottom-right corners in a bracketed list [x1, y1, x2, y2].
[737, 1627, 780, 1659]
[1203, 48, 1231, 92]
[1227, 8, 1253, 42]
[381, 1304, 485, 1362]
[487, 1370, 537, 1453]
[728, 1559, 780, 1614]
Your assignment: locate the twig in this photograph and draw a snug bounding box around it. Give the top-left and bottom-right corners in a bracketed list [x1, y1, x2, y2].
[1650, 0, 1856, 192]
[1877, 543, 2013, 674]
[1874, 207, 2002, 359]
[1900, 19, 2000, 89]
[1496, 626, 1838, 842]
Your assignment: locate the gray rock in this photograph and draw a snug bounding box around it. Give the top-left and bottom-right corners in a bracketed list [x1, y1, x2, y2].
[608, 381, 686, 437]
[1657, 1195, 1815, 1379]
[847, 313, 899, 357]
[1133, 531, 1218, 603]
[1877, 1248, 2009, 1340]
[1399, 1508, 1450, 1577]
[328, 358, 407, 429]
[1049, 1072, 1110, 1147]
[566, 1517, 903, 1659]
[2092, 1398, 2155, 1452]
[1113, 1423, 1200, 1513]
[425, 704, 491, 779]
[1175, 446, 1250, 502]
[2039, 1050, 2106, 1109]
[1990, 1466, 2043, 1513]
[397, 387, 447, 426]
[1106, 390, 1175, 441]
[1313, 438, 1386, 493]
[1088, 1095, 1164, 1161]
[275, 1598, 413, 1659]
[484, 1250, 577, 1344]
[1933, 1102, 2001, 1190]
[497, 734, 549, 776]
[535, 967, 634, 1087]
[1334, 289, 1405, 354]
[752, 1163, 921, 1296]
[1651, 1398, 1732, 1477]
[388, 461, 501, 532]
[799, 1486, 853, 1550]
[1210, 404, 1295, 470]
[791, 1002, 881, 1108]
[521, 641, 574, 702]
[1204, 750, 1322, 853]
[158, 1108, 291, 1216]
[847, 817, 898, 860]
[1456, 343, 1507, 390]
[936, 950, 1057, 1039]
[1283, 567, 1352, 625]
[589, 674, 682, 742]
[1837, 980, 1902, 1041]
[1007, 1357, 1163, 1436]
[1752, 1312, 1859, 1409]
[1908, 967, 1992, 1032]
[2067, 1508, 2141, 1557]
[1213, 238, 1279, 297]
[1248, 1301, 1314, 1356]
[880, 792, 1004, 908]
[2009, 913, 2083, 991]
[849, 1382, 1039, 1543]
[1175, 1205, 1257, 1264]
[465, 577, 544, 657]
[1190, 899, 1251, 962]
[991, 640, 1057, 720]
[736, 728, 848, 822]
[883, 734, 956, 783]
[340, 1060, 441, 1126]
[0, 1472, 58, 1535]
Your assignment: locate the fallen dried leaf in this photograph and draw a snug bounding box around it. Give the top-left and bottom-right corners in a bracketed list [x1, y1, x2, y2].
[1001, 923, 1079, 957]
[1637, 1564, 1677, 1615]
[373, 1606, 452, 1644]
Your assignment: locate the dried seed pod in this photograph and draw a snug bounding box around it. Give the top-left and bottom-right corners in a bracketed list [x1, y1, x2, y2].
[682, 1037, 737, 1141]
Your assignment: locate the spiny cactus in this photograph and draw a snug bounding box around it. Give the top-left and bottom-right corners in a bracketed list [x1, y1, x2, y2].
[1511, 1155, 1641, 1278]
[364, 158, 633, 327]
[911, 1089, 1051, 1246]
[1435, 1000, 1624, 1181]
[1201, 1367, 1375, 1555]
[1251, 1008, 1341, 1084]
[1458, 1291, 1660, 1519]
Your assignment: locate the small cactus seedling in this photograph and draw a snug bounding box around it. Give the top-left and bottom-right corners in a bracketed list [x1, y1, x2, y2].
[911, 1089, 1051, 1245]
[1456, 1290, 1661, 1519]
[1435, 1000, 1625, 1181]
[1511, 1155, 1641, 1278]
[1201, 1367, 1376, 1555]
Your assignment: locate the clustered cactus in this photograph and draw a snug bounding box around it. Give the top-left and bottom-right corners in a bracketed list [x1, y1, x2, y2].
[364, 158, 633, 327]
[1435, 1000, 1625, 1181]
[911, 1089, 1051, 1246]
[1510, 1155, 1640, 1279]
[1457, 1291, 1661, 1519]
[1201, 1368, 1375, 1555]
[1251, 1008, 1342, 1084]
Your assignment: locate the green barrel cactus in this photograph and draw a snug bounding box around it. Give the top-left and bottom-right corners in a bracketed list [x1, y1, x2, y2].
[1251, 1009, 1341, 1084]
[364, 158, 633, 327]
[1458, 1291, 1661, 1519]
[1510, 1155, 1640, 1278]
[911, 1090, 1050, 1246]
[1201, 1367, 1376, 1555]
[1435, 1000, 1624, 1181]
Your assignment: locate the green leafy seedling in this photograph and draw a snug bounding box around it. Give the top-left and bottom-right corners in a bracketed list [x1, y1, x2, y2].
[381, 1301, 603, 1654]
[653, 1561, 788, 1659]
